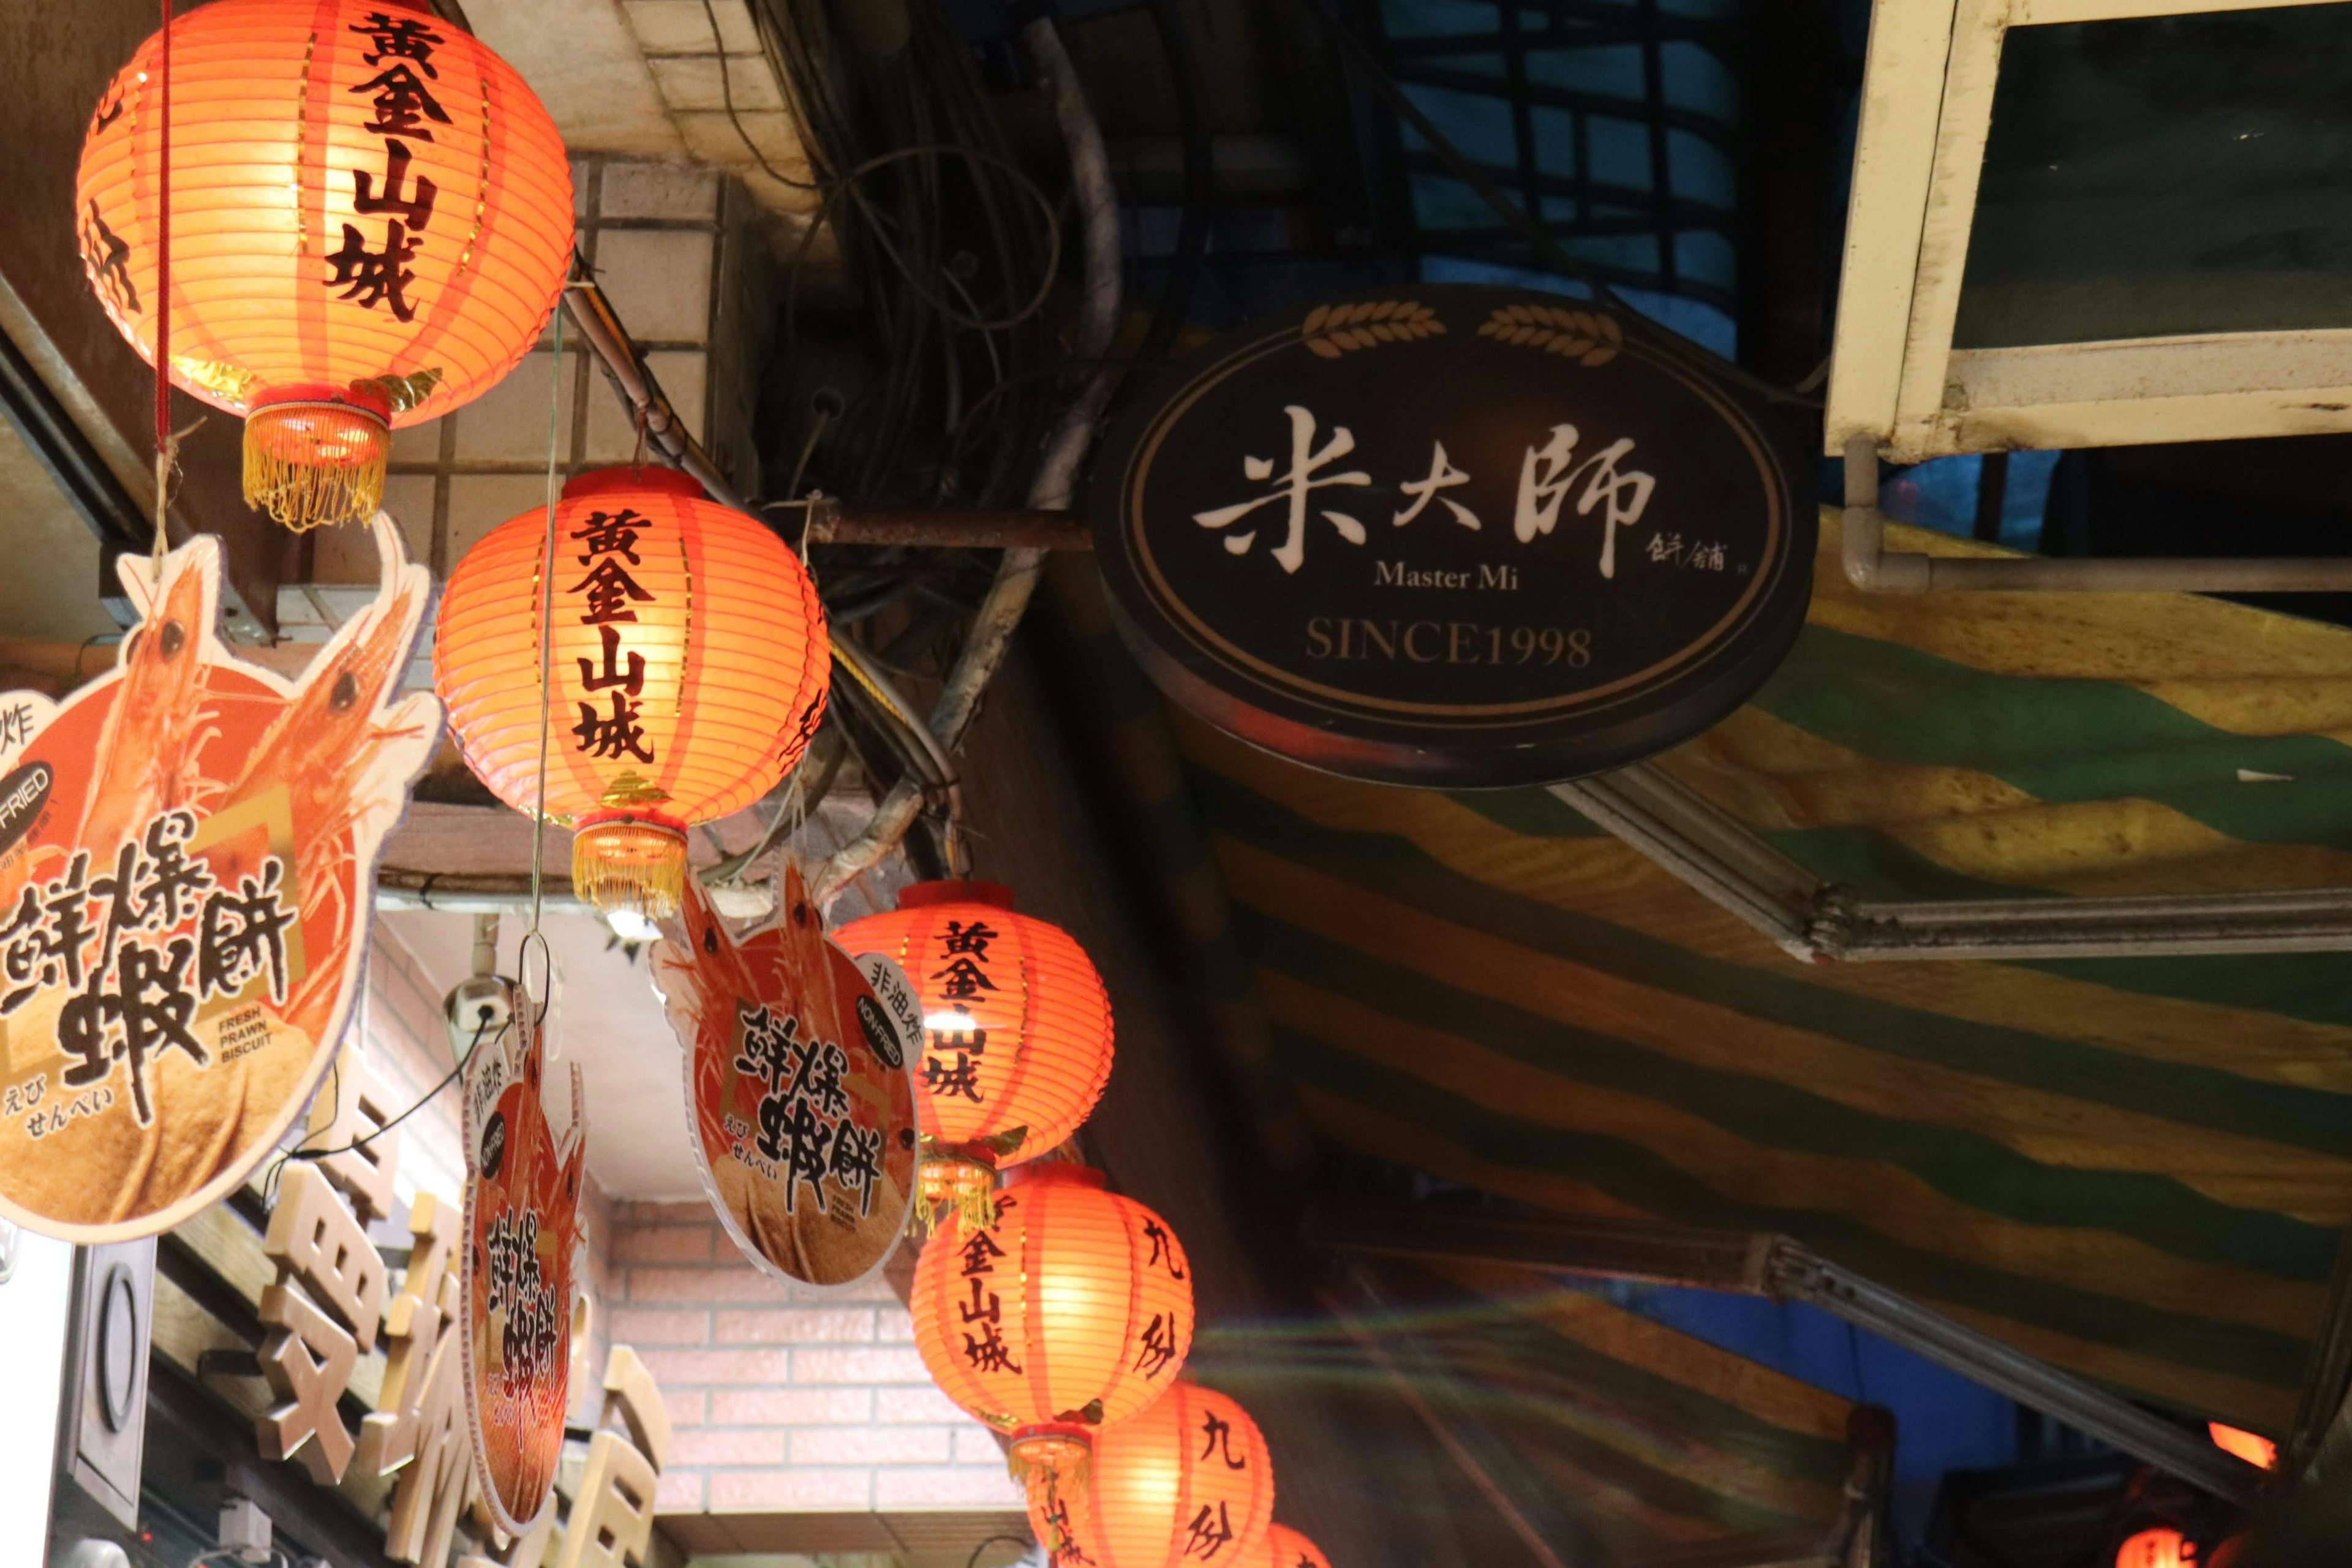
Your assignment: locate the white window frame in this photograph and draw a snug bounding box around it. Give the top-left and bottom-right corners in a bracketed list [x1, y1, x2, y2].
[1826, 0, 2352, 462]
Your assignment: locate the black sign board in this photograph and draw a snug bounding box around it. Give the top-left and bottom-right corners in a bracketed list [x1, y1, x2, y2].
[1090, 287, 1816, 786]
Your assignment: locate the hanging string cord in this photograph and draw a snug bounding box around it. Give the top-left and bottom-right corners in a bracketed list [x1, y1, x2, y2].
[151, 0, 175, 567]
[527, 306, 566, 963]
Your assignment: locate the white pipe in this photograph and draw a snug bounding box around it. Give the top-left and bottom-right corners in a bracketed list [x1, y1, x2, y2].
[1841, 432, 2352, 592]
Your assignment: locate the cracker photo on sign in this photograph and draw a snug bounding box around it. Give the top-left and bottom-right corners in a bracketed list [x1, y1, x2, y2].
[652, 864, 918, 1292]
[0, 521, 437, 1241]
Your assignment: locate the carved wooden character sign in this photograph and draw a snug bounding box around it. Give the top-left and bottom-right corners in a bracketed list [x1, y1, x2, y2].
[460, 982, 586, 1537]
[651, 865, 918, 1292]
[0, 521, 437, 1239]
[1091, 286, 1815, 786]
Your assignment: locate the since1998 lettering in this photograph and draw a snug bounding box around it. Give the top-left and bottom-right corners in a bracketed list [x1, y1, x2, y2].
[1304, 619, 1591, 668]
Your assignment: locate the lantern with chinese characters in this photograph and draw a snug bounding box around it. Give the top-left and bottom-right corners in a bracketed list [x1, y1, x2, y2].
[910, 1163, 1191, 1499]
[434, 466, 829, 916]
[1246, 1525, 1332, 1568]
[835, 881, 1112, 1228]
[2115, 1529, 2192, 1568]
[75, 0, 575, 529]
[1030, 1382, 1276, 1568]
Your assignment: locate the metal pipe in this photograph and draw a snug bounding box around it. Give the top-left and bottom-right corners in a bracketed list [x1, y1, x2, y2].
[1842, 432, 2352, 593]
[797, 499, 1093, 551]
[1306, 1199, 1774, 1294]
[1314, 1201, 2266, 1505]
[1555, 762, 2352, 960]
[1833, 884, 2352, 960]
[375, 870, 595, 916]
[1766, 1247, 2264, 1506]
[1548, 765, 1826, 962]
[810, 15, 1124, 904]
[1840, 434, 1925, 593]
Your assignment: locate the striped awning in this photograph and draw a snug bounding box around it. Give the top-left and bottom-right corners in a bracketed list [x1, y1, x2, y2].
[1174, 513, 2352, 1442]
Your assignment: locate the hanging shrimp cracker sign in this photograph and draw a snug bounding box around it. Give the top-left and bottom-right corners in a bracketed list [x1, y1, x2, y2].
[651, 865, 918, 1292]
[460, 981, 585, 1537]
[0, 521, 437, 1241]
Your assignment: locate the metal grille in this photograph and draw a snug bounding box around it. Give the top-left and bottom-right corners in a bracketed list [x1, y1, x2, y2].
[1373, 0, 1742, 337]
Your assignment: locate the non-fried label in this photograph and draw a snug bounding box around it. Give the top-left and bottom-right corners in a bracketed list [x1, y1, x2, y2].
[852, 952, 919, 1073]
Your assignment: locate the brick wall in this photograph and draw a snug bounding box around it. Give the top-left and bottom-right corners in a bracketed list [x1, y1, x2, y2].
[348, 917, 618, 1423]
[605, 1200, 1025, 1519]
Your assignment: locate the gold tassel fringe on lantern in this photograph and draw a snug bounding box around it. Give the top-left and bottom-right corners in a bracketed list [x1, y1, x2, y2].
[242, 399, 391, 530]
[571, 817, 688, 919]
[1009, 1428, 1093, 1524]
[909, 1137, 1011, 1237]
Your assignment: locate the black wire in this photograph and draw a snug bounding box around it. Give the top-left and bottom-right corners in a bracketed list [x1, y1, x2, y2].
[701, 0, 821, 191]
[262, 1014, 498, 1208]
[1137, 0, 1212, 364]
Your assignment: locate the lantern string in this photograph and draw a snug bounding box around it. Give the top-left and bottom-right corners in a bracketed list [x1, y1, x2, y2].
[149, 0, 174, 568]
[526, 296, 568, 982]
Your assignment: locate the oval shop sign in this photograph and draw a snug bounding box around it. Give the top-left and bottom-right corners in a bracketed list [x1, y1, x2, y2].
[1090, 287, 1816, 787]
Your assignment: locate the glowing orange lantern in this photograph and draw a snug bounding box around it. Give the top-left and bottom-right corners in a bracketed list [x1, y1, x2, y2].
[76, 0, 574, 529]
[837, 881, 1112, 1227]
[910, 1163, 1190, 1494]
[1030, 1382, 1276, 1568]
[2206, 1422, 2276, 1471]
[1246, 1525, 1332, 1568]
[2116, 1529, 2192, 1568]
[435, 466, 829, 915]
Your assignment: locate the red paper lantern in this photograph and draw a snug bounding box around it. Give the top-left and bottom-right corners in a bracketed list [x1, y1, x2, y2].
[836, 881, 1111, 1226]
[435, 466, 829, 915]
[2116, 1529, 2192, 1568]
[2206, 1422, 2275, 1471]
[910, 1163, 1190, 1489]
[1031, 1382, 1276, 1568]
[76, 0, 574, 529]
[1246, 1525, 1332, 1568]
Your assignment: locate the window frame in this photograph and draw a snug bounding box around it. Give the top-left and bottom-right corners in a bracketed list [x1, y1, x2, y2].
[1825, 0, 2352, 462]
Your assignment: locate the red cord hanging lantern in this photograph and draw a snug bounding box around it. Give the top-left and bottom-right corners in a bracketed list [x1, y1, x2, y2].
[1030, 1382, 1276, 1568]
[836, 881, 1112, 1227]
[910, 1163, 1191, 1499]
[1245, 1525, 1332, 1568]
[435, 466, 829, 916]
[76, 0, 574, 530]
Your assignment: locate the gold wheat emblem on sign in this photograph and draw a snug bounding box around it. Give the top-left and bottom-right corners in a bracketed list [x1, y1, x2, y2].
[1476, 303, 1623, 366]
[1298, 300, 1446, 359]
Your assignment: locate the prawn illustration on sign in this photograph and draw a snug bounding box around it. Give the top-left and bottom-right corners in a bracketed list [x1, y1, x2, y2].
[0, 519, 437, 1240]
[651, 864, 917, 1292]
[460, 979, 585, 1537]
